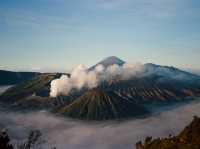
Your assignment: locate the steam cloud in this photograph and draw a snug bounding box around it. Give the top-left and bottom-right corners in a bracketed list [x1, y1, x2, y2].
[50, 63, 144, 97]
[0, 100, 200, 149]
[50, 62, 199, 97]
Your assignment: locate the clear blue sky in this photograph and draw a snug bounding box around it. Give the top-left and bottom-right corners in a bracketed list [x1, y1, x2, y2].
[0, 0, 200, 72]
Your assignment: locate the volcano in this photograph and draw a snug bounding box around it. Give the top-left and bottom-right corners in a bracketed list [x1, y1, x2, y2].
[1, 56, 200, 120]
[58, 89, 148, 120]
[89, 56, 125, 70]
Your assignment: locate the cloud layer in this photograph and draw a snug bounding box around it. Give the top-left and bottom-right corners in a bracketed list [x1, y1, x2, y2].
[0, 100, 200, 149]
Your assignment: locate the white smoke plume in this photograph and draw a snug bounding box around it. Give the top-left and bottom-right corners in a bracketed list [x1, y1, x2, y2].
[50, 63, 144, 97]
[50, 62, 200, 97]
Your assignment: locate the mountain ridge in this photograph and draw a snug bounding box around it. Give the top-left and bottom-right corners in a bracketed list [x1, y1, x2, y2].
[0, 70, 40, 85]
[0, 56, 200, 120]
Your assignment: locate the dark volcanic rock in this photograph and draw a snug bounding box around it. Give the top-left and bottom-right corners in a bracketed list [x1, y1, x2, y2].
[100, 75, 200, 104]
[58, 89, 148, 120]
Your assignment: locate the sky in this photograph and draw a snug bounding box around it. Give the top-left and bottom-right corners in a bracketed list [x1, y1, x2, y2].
[0, 0, 200, 72]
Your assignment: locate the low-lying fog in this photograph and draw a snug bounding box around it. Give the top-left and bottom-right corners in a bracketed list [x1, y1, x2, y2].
[0, 86, 200, 149]
[0, 99, 200, 149]
[0, 85, 12, 94]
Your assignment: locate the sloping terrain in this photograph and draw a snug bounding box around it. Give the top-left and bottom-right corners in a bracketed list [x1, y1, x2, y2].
[136, 116, 200, 149]
[0, 73, 61, 103]
[101, 75, 200, 104]
[89, 56, 125, 70]
[58, 89, 148, 120]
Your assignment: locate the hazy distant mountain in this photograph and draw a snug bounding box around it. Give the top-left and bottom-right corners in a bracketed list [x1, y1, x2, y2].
[89, 56, 125, 70]
[58, 89, 148, 120]
[1, 56, 200, 120]
[136, 116, 200, 149]
[144, 63, 200, 81]
[0, 70, 39, 85]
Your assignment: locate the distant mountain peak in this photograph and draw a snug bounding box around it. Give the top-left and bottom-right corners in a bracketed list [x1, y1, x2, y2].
[102, 56, 125, 63]
[90, 56, 125, 70]
[103, 56, 122, 60]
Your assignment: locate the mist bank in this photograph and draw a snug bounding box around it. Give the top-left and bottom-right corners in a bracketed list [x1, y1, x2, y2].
[0, 86, 13, 95]
[0, 100, 200, 149]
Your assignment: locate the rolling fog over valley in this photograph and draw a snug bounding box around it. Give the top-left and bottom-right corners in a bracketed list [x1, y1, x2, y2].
[0, 56, 200, 148]
[0, 100, 200, 149]
[1, 0, 200, 148]
[0, 86, 13, 94]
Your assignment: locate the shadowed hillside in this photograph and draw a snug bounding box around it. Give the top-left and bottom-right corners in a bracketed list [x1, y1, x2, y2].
[59, 89, 148, 120]
[0, 70, 39, 85]
[136, 116, 200, 149]
[101, 75, 200, 104]
[0, 73, 62, 103]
